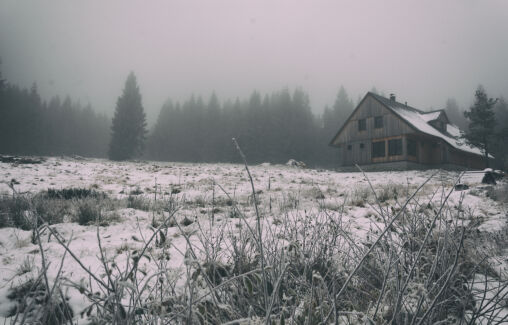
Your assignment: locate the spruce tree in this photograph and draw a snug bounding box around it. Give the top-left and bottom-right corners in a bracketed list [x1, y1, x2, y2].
[109, 72, 147, 161]
[493, 98, 508, 170]
[333, 86, 354, 125]
[463, 86, 497, 167]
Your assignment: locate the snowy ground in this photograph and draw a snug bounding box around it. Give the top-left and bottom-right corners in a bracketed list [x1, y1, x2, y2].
[0, 156, 506, 323]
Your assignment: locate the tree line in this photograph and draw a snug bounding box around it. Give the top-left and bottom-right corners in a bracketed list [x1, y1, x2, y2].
[0, 80, 110, 158]
[1, 67, 508, 169]
[147, 87, 354, 167]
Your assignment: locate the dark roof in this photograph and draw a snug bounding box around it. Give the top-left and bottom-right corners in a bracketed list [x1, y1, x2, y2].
[369, 92, 423, 114]
[370, 93, 448, 123]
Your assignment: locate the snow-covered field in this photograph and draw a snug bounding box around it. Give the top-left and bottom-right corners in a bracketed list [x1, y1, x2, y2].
[0, 156, 506, 324]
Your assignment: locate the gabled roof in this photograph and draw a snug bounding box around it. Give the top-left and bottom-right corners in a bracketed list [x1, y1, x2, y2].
[330, 92, 487, 158]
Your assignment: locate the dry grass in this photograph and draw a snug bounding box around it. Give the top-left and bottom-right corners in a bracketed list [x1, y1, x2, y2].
[4, 170, 508, 324]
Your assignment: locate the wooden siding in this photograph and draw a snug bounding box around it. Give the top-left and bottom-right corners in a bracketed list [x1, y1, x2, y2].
[448, 149, 486, 169]
[334, 96, 416, 166]
[332, 96, 414, 145]
[332, 93, 487, 169]
[417, 138, 442, 165]
[340, 140, 371, 165]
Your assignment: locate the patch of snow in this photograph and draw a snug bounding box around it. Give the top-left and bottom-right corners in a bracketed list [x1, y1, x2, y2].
[446, 124, 462, 137]
[420, 111, 441, 122]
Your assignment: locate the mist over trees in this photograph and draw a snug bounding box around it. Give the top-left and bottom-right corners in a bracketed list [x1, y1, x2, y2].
[146, 85, 508, 169]
[148, 88, 328, 166]
[319, 86, 355, 164]
[147, 87, 357, 167]
[1, 61, 507, 170]
[0, 77, 110, 157]
[109, 72, 147, 161]
[444, 98, 468, 130]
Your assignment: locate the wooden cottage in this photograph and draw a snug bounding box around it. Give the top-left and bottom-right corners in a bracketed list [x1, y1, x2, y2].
[329, 92, 488, 170]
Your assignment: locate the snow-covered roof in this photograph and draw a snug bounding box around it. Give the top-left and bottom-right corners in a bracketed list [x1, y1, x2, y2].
[370, 93, 487, 157]
[446, 124, 462, 138]
[420, 111, 442, 122]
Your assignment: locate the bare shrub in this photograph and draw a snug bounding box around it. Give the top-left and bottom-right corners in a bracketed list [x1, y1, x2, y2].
[16, 256, 34, 276]
[1, 188, 116, 229]
[75, 199, 101, 225]
[0, 194, 32, 229]
[129, 186, 143, 195]
[32, 195, 69, 225]
[7, 278, 73, 325]
[350, 186, 370, 207]
[127, 194, 151, 211]
[45, 187, 106, 200]
[487, 183, 508, 203]
[279, 192, 300, 210]
[376, 183, 400, 202]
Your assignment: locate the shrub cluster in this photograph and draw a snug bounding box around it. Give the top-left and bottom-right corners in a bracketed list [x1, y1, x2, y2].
[0, 194, 32, 229]
[0, 188, 116, 229]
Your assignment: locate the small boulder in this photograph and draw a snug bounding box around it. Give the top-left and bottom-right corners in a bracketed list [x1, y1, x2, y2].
[454, 184, 469, 191]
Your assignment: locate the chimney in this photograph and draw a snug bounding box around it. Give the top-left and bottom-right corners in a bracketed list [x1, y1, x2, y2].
[390, 93, 396, 101]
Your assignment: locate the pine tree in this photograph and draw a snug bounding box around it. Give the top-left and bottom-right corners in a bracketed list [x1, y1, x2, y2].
[203, 92, 222, 161]
[463, 86, 497, 167]
[493, 98, 508, 170]
[333, 86, 354, 123]
[109, 72, 147, 161]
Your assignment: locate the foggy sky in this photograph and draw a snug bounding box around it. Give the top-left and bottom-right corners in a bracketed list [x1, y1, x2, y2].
[1, 0, 507, 124]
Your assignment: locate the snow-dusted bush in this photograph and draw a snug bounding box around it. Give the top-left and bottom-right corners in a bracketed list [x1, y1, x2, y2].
[45, 188, 106, 200]
[486, 183, 508, 203]
[7, 277, 73, 325]
[350, 186, 370, 207]
[0, 188, 122, 230]
[0, 194, 32, 229]
[75, 199, 101, 226]
[127, 194, 151, 211]
[32, 195, 69, 225]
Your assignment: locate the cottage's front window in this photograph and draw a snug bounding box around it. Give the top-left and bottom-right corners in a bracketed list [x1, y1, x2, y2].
[372, 141, 385, 157]
[407, 139, 417, 156]
[388, 139, 402, 156]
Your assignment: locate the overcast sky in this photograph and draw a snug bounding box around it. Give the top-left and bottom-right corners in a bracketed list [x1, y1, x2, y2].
[1, 0, 507, 124]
